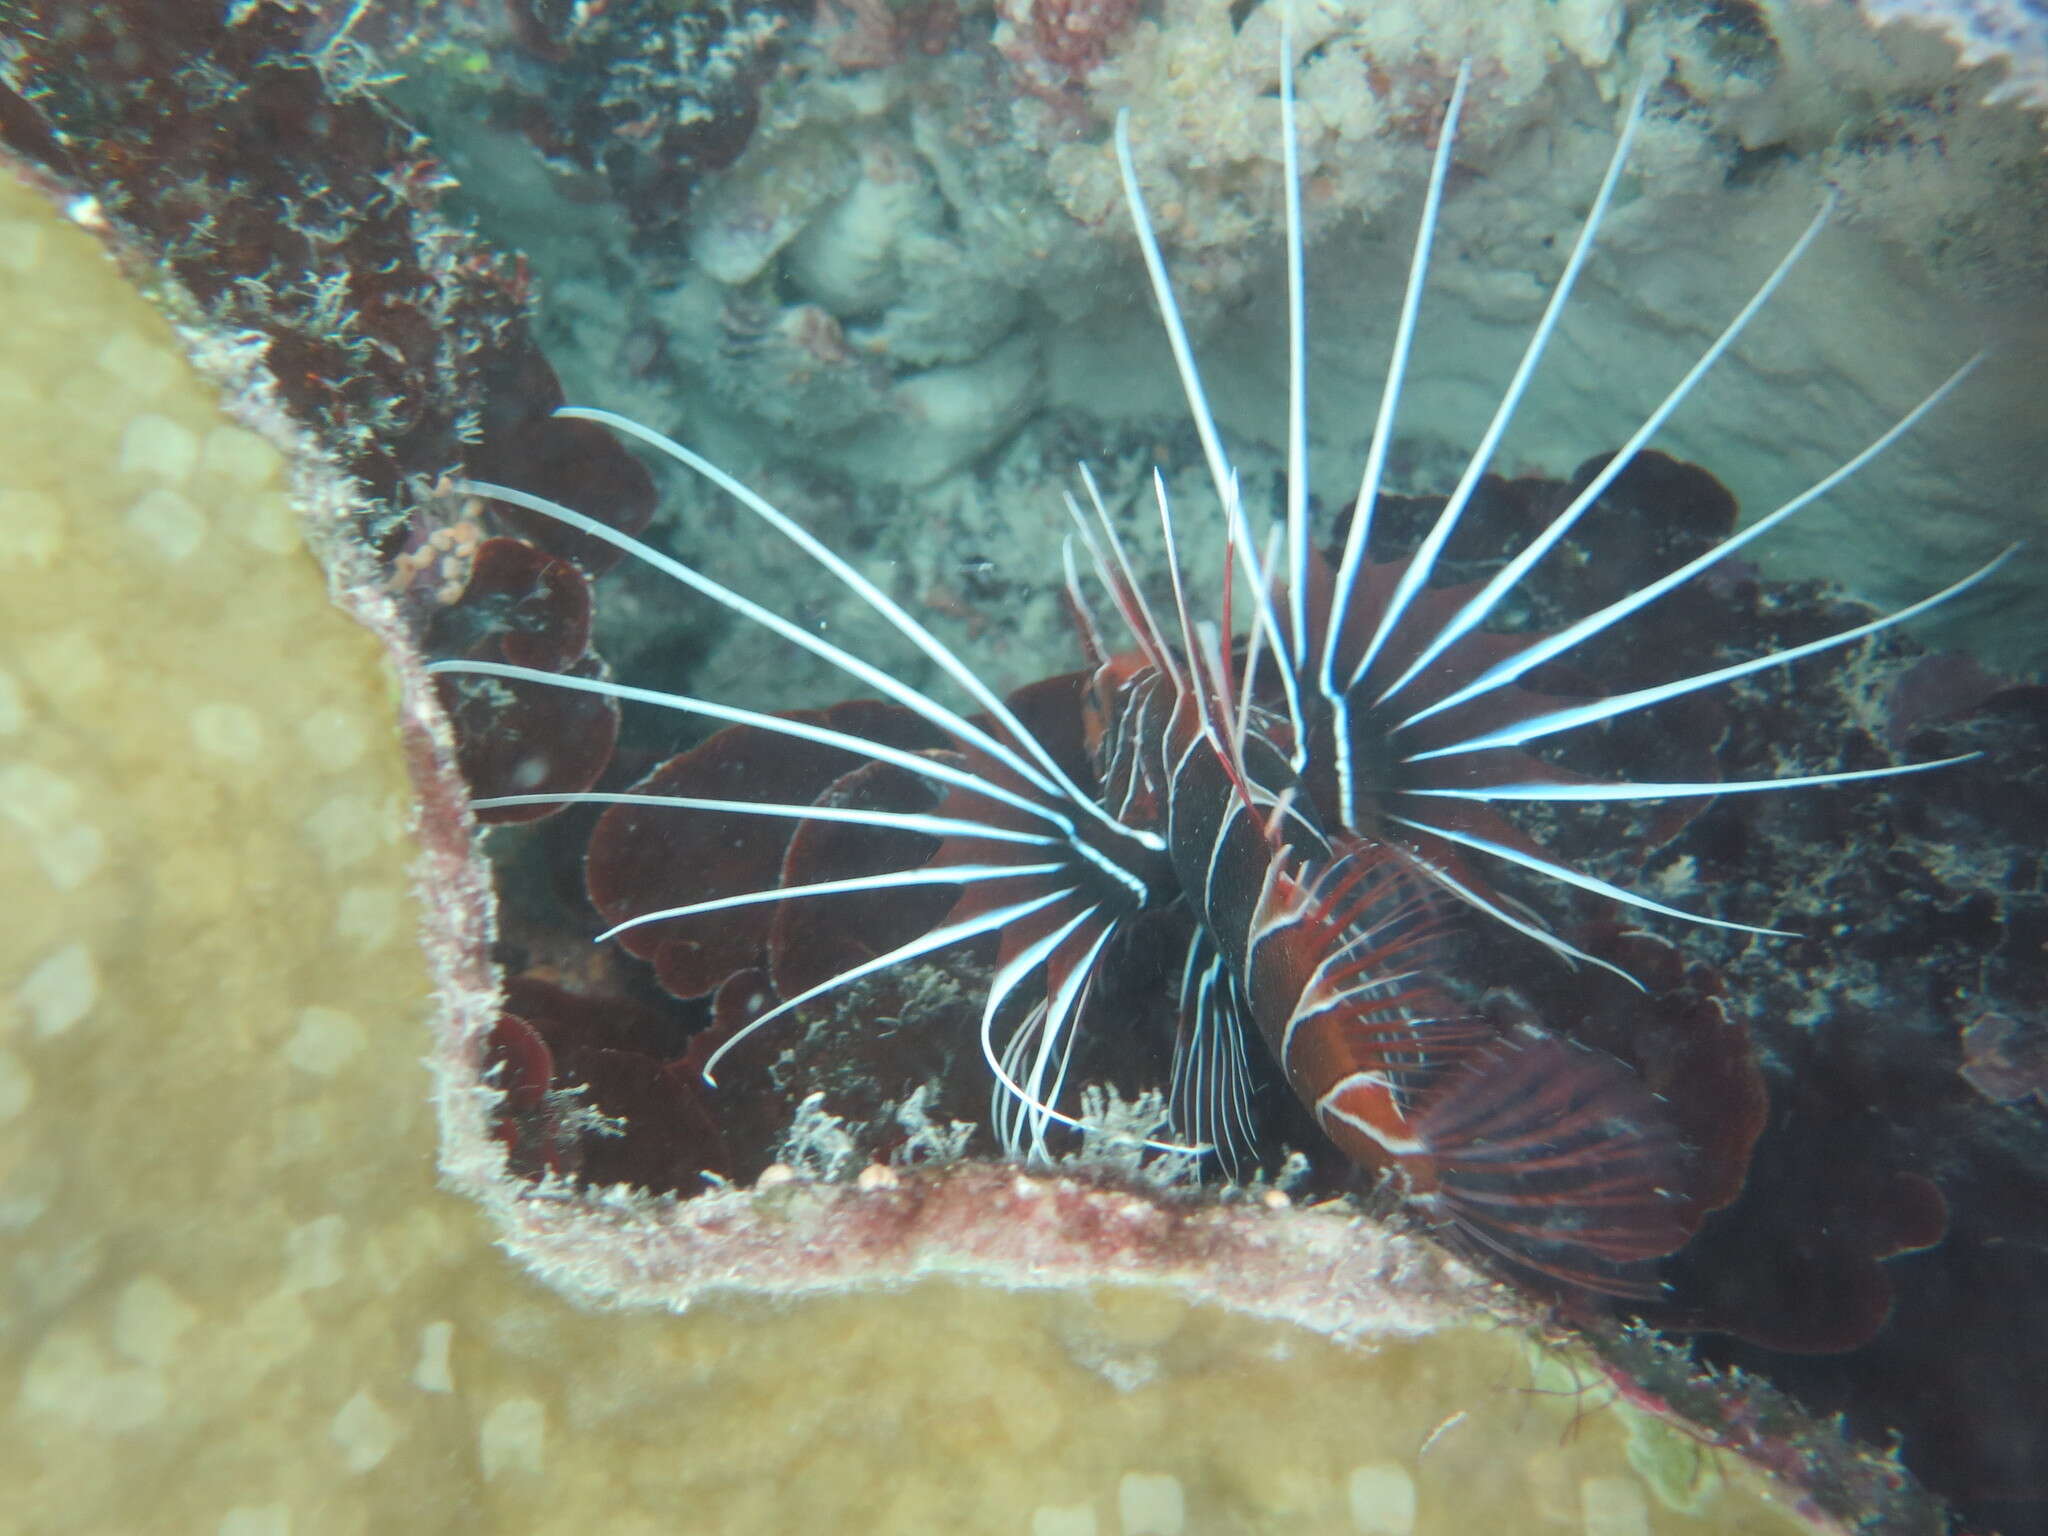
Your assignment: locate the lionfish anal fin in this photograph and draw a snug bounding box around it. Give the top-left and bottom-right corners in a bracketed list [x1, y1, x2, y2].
[1405, 1031, 1693, 1299]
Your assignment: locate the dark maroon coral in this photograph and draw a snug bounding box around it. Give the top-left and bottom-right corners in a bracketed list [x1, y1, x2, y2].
[435, 536, 593, 672]
[770, 759, 957, 999]
[435, 657, 620, 828]
[0, 0, 655, 563]
[1960, 1011, 2048, 1107]
[587, 700, 951, 1000]
[1533, 924, 1769, 1230]
[488, 978, 731, 1189]
[422, 532, 622, 824]
[1017, 0, 1144, 77]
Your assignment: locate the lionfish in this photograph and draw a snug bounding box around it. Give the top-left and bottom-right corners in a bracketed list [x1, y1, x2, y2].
[432, 45, 2003, 1298]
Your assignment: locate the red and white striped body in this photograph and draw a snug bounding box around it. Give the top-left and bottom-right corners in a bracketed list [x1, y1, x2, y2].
[1090, 659, 1465, 1180]
[1085, 651, 1689, 1295]
[425, 28, 1985, 1308]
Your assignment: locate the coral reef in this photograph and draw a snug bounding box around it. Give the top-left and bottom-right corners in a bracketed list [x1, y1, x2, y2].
[0, 151, 1922, 1536]
[365, 0, 2048, 714]
[459, 437, 2048, 1512]
[0, 0, 679, 827]
[1960, 1011, 2048, 1108]
[475, 0, 799, 254]
[3, 0, 2044, 1531]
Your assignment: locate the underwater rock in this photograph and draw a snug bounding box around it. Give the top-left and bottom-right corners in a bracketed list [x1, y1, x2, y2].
[424, 0, 798, 255]
[852, 329, 1045, 486]
[783, 125, 938, 316]
[689, 128, 861, 286]
[1834, 0, 2048, 105]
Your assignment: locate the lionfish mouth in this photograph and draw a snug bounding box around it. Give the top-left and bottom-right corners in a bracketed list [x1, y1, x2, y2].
[430, 31, 2006, 1301]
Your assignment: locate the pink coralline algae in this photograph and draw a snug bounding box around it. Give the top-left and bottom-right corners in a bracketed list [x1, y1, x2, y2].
[997, 0, 1146, 95]
[814, 0, 961, 72]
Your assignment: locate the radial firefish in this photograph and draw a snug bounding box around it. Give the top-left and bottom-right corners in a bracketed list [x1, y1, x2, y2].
[432, 40, 2000, 1298]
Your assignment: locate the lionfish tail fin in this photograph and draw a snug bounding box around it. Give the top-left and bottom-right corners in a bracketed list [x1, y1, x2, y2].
[1408, 1032, 1691, 1301]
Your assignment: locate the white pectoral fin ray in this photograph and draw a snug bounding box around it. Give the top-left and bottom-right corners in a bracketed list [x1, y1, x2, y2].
[1397, 351, 1987, 733]
[1170, 933, 1260, 1175]
[979, 906, 1201, 1157]
[451, 478, 1078, 816]
[599, 862, 1067, 942]
[1279, 14, 1311, 666]
[429, 658, 1076, 834]
[1115, 112, 1243, 602]
[1405, 755, 1980, 802]
[542, 414, 1143, 844]
[1399, 848, 1649, 989]
[1406, 546, 2019, 762]
[1348, 77, 1650, 694]
[1074, 469, 1180, 690]
[469, 790, 1061, 848]
[1372, 191, 1835, 709]
[1116, 104, 1310, 727]
[701, 886, 1076, 1085]
[986, 910, 1146, 1156]
[1323, 58, 1473, 701]
[1388, 813, 1794, 937]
